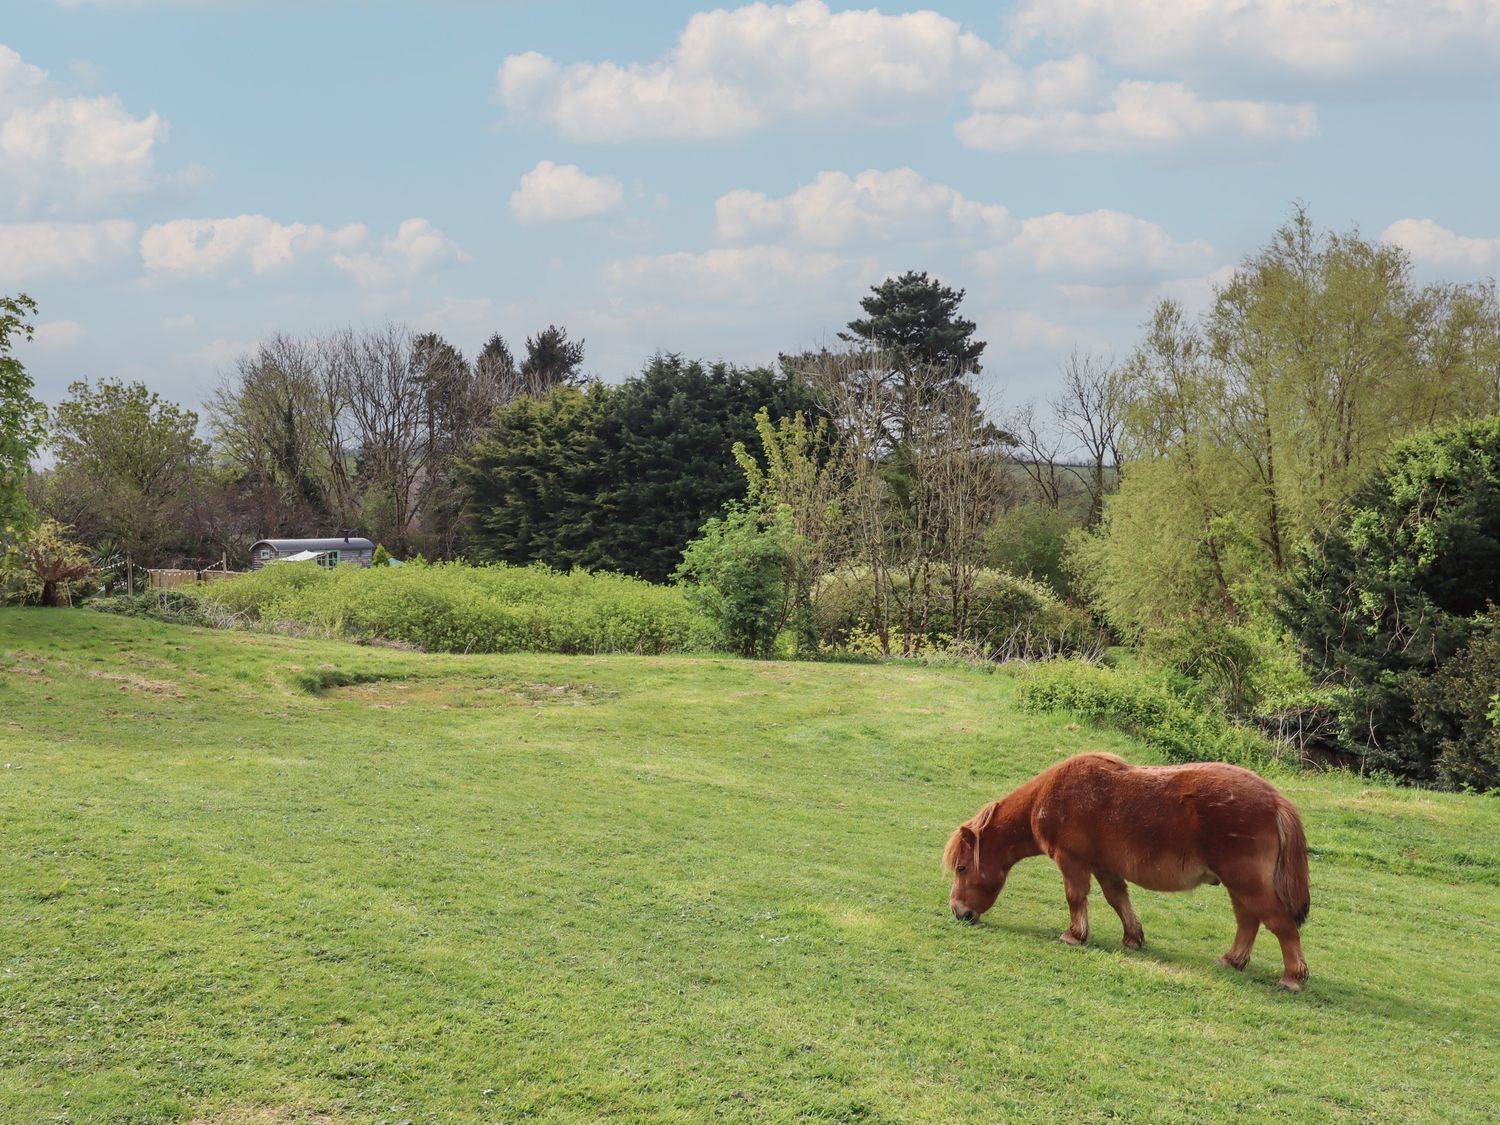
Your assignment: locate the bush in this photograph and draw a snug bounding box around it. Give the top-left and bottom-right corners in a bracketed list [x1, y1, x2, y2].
[1016, 660, 1274, 767]
[1409, 612, 1500, 792]
[814, 567, 1103, 661]
[675, 506, 797, 658]
[984, 502, 1079, 597]
[188, 560, 718, 655]
[90, 589, 212, 626]
[1280, 415, 1500, 783]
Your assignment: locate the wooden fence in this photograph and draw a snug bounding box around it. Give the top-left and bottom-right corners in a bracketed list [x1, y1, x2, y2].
[146, 568, 243, 590]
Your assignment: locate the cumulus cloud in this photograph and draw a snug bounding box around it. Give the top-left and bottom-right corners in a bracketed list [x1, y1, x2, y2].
[332, 218, 469, 287]
[0, 42, 186, 212]
[998, 209, 1214, 274]
[1382, 218, 1500, 270]
[957, 80, 1317, 152]
[715, 168, 1010, 246]
[140, 214, 366, 275]
[138, 215, 466, 286]
[1010, 0, 1500, 77]
[498, 0, 1001, 140]
[509, 160, 624, 224]
[0, 219, 136, 282]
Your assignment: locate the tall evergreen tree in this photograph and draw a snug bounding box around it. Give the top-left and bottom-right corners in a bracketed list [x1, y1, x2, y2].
[839, 270, 985, 374]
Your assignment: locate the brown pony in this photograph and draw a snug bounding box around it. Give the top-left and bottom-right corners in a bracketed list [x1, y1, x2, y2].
[944, 752, 1311, 990]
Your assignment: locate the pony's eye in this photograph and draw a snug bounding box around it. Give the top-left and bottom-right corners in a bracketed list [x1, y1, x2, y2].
[955, 864, 967, 874]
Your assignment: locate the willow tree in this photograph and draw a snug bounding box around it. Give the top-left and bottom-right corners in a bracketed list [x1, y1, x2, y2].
[1075, 208, 1500, 638]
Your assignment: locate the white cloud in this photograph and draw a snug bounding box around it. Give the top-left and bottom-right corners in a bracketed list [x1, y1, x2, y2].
[29, 319, 84, 349]
[1010, 0, 1500, 76]
[983, 309, 1072, 349]
[509, 160, 624, 224]
[182, 337, 257, 369]
[957, 80, 1317, 152]
[498, 0, 1002, 140]
[715, 168, 1010, 247]
[1382, 218, 1500, 271]
[162, 313, 195, 330]
[140, 214, 366, 276]
[996, 210, 1214, 274]
[332, 218, 469, 288]
[0, 219, 136, 282]
[0, 42, 181, 212]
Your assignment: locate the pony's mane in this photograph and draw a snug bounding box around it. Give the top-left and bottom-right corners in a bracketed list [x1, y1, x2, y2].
[942, 800, 1000, 872]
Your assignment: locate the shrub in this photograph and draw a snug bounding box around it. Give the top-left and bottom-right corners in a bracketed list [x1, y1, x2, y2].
[984, 502, 1079, 597]
[814, 567, 1103, 661]
[1016, 660, 1274, 767]
[1409, 612, 1500, 792]
[188, 559, 717, 655]
[675, 506, 797, 658]
[1280, 415, 1500, 783]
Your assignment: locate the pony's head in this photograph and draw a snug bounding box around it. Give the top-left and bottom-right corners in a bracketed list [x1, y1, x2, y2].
[943, 801, 1007, 922]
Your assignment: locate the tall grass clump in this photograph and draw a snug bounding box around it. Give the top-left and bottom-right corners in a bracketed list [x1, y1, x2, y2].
[196, 561, 719, 655]
[1016, 660, 1275, 768]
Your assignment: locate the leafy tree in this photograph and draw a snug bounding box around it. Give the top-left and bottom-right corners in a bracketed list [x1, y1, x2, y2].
[371, 543, 392, 567]
[2, 519, 94, 606]
[1076, 210, 1500, 638]
[596, 355, 817, 581]
[676, 505, 798, 658]
[1280, 415, 1500, 784]
[462, 383, 613, 570]
[1, 293, 46, 532]
[49, 379, 209, 567]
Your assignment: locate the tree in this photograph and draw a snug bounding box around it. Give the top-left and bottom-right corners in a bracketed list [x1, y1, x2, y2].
[463, 383, 613, 570]
[1279, 415, 1500, 784]
[596, 355, 818, 581]
[519, 326, 585, 396]
[1, 293, 46, 533]
[1075, 209, 1500, 638]
[49, 379, 209, 570]
[676, 505, 799, 658]
[2, 519, 93, 606]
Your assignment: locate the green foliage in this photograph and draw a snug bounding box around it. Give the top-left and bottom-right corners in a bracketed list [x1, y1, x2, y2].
[48, 378, 209, 564]
[985, 502, 1080, 597]
[1, 293, 46, 532]
[193, 559, 717, 655]
[371, 544, 392, 567]
[1082, 210, 1500, 637]
[676, 505, 797, 658]
[463, 383, 613, 570]
[464, 355, 817, 582]
[1016, 660, 1273, 767]
[1, 519, 95, 607]
[90, 588, 211, 626]
[816, 567, 1102, 661]
[839, 269, 985, 374]
[1281, 415, 1500, 784]
[1408, 612, 1500, 792]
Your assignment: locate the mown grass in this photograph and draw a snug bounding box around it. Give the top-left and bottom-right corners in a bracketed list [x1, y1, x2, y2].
[1, 608, 1497, 1123]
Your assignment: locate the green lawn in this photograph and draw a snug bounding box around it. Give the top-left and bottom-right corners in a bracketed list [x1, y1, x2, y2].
[2, 610, 1496, 1123]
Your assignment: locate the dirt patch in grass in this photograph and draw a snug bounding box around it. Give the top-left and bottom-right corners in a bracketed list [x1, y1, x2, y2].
[187, 1108, 343, 1125]
[87, 669, 183, 697]
[331, 677, 609, 709]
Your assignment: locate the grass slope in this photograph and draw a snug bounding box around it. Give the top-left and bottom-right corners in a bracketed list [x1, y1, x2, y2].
[2, 609, 1496, 1124]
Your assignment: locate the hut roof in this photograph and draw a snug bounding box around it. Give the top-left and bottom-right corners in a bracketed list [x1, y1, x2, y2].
[252, 537, 376, 553]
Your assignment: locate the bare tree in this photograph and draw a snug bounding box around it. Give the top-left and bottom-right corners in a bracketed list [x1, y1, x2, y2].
[1050, 348, 1126, 526]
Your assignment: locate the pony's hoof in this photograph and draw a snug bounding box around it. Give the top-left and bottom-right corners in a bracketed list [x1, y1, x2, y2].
[1059, 931, 1086, 946]
[1218, 954, 1248, 971]
[1279, 976, 1305, 992]
[1123, 934, 1144, 950]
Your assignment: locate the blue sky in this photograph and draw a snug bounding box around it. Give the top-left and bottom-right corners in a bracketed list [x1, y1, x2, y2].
[5, 0, 1499, 421]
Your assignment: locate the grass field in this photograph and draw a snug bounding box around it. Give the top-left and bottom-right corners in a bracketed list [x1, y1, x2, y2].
[2, 609, 1497, 1123]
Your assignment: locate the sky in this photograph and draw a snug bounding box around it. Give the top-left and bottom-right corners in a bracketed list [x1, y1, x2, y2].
[4, 0, 1500, 423]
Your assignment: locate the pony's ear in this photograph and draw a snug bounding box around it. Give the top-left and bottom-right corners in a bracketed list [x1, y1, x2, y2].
[958, 824, 977, 848]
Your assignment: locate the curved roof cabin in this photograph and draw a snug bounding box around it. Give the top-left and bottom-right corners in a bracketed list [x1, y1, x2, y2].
[250, 537, 377, 570]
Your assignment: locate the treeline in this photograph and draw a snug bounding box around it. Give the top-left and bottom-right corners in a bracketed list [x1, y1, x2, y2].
[5, 209, 1500, 789]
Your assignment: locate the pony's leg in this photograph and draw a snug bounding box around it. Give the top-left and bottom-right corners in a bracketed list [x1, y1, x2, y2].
[1054, 854, 1091, 946]
[1217, 894, 1259, 971]
[1096, 873, 1144, 949]
[1226, 884, 1309, 990]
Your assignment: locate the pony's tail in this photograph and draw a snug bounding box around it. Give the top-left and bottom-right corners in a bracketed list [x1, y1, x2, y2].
[1273, 798, 1311, 927]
